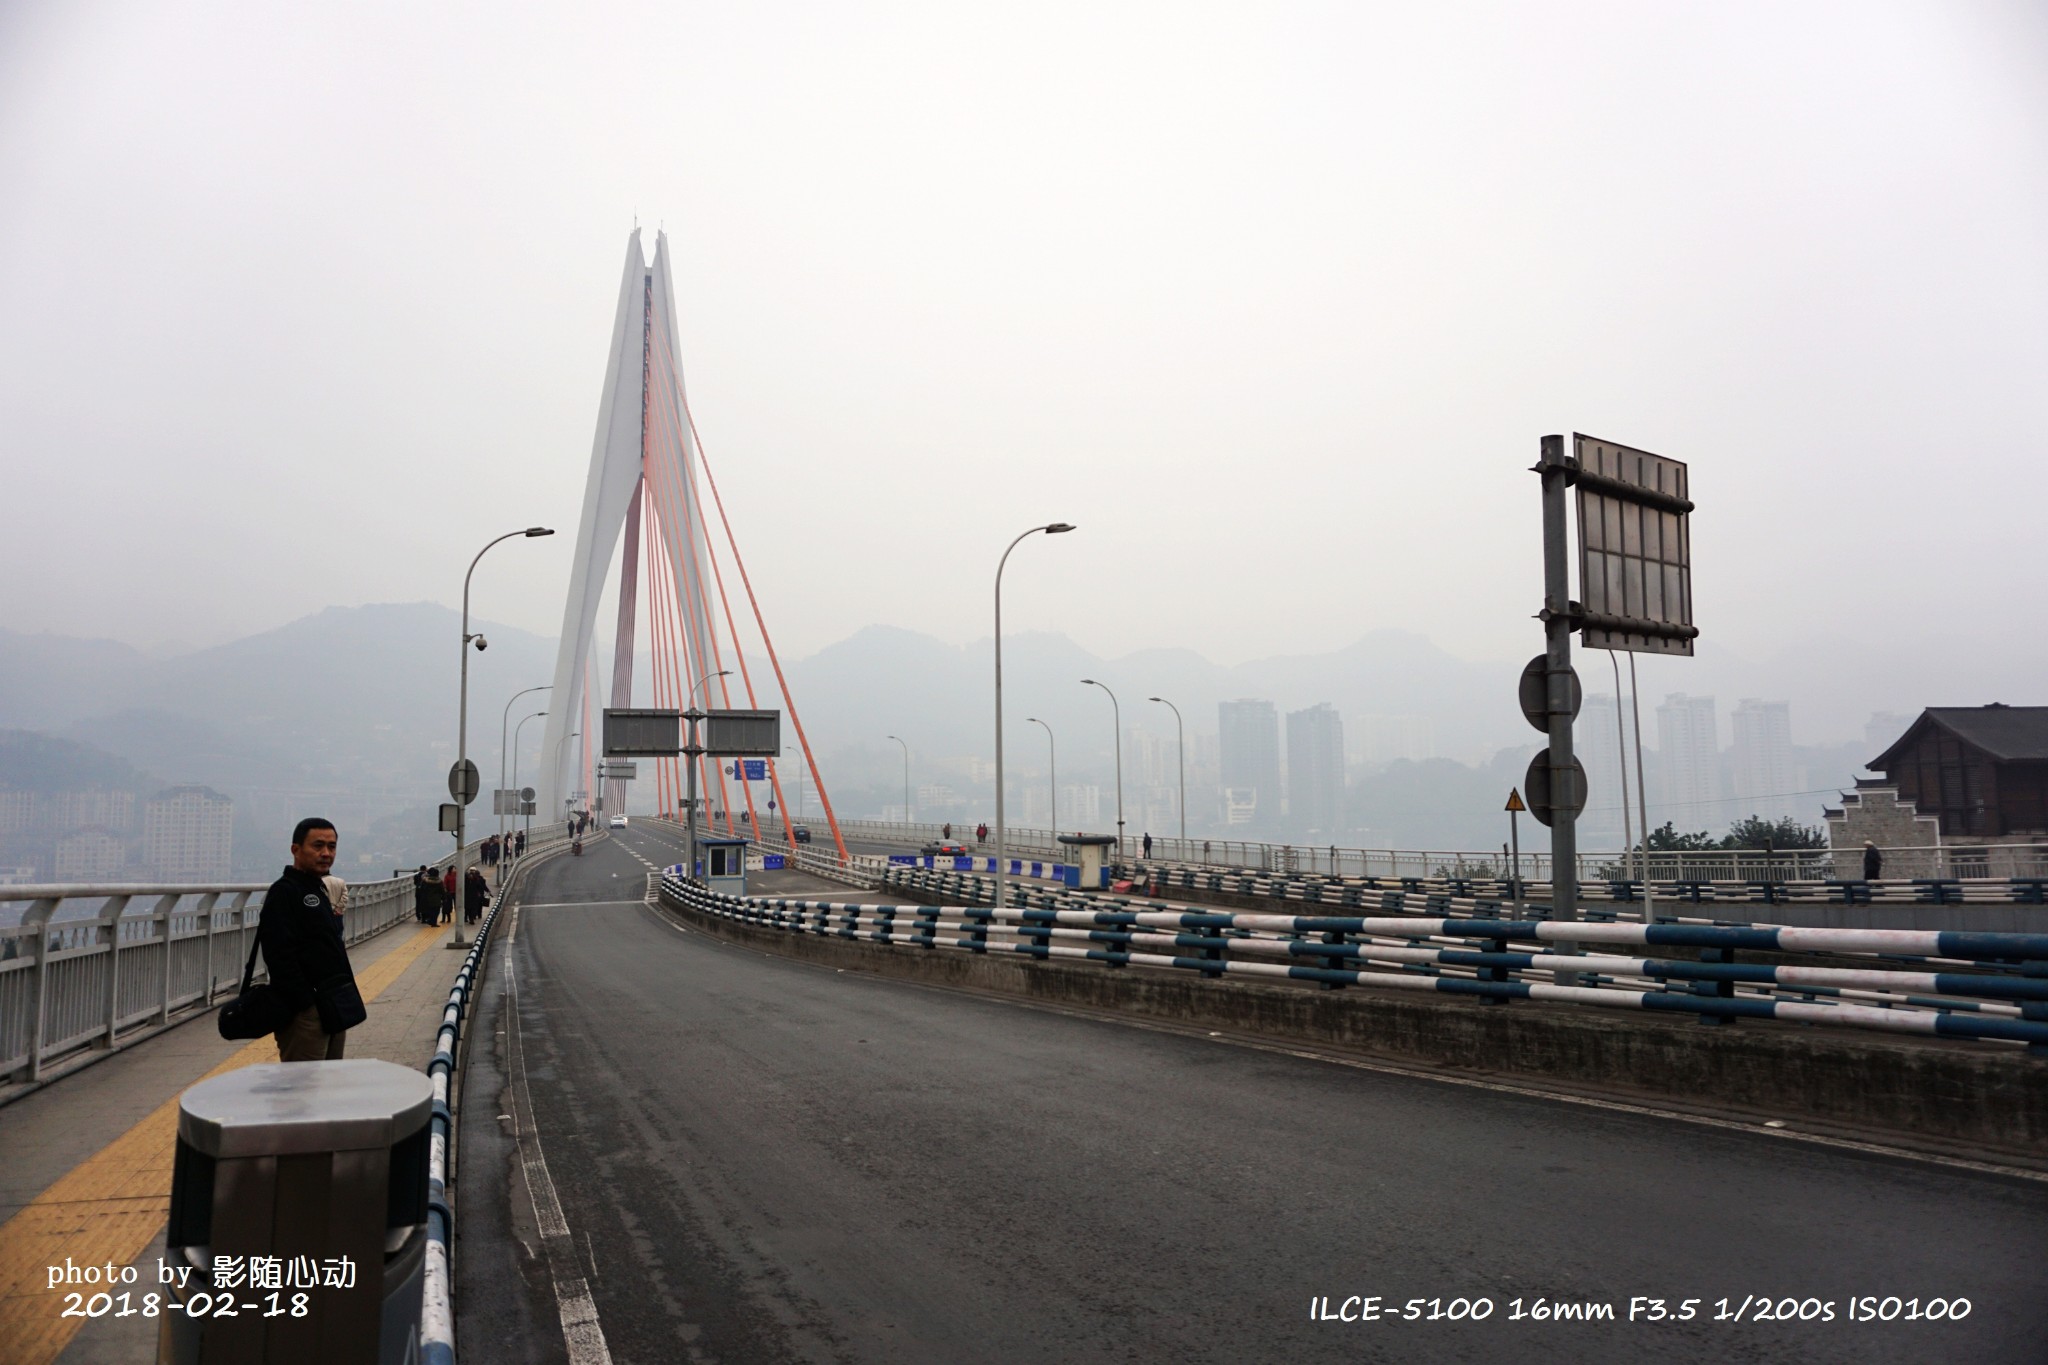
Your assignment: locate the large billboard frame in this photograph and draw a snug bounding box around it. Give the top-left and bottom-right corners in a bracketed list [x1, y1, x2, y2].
[1573, 433, 1696, 657]
[703, 709, 780, 757]
[604, 708, 682, 757]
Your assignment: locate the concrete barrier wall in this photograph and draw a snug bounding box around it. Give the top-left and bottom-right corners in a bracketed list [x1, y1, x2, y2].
[659, 890, 2048, 1162]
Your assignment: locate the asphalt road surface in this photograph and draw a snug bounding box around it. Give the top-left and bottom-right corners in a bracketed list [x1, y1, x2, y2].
[456, 824, 2048, 1364]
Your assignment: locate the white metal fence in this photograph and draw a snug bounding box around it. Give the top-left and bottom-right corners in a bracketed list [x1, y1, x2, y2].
[813, 817, 2048, 885]
[0, 824, 570, 1089]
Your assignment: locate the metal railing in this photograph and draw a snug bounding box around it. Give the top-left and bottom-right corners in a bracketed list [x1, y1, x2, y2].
[661, 868, 2048, 1053]
[0, 825, 571, 1089]
[816, 817, 2048, 885]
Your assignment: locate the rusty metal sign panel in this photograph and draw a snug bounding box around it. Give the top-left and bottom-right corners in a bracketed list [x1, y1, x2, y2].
[604, 708, 681, 756]
[1574, 433, 1696, 656]
[703, 709, 781, 757]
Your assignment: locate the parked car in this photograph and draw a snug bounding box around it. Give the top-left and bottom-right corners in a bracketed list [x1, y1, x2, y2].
[791, 826, 813, 844]
[920, 840, 969, 856]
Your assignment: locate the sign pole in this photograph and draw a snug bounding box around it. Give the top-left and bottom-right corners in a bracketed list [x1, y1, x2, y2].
[1505, 788, 1525, 910]
[1537, 435, 1580, 982]
[684, 707, 702, 882]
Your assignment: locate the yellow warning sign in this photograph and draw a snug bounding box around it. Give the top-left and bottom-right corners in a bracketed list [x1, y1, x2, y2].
[1504, 787, 1527, 813]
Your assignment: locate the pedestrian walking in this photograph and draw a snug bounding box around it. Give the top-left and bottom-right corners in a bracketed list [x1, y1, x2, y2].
[414, 865, 438, 924]
[942, 822, 953, 840]
[1142, 832, 1153, 859]
[464, 866, 490, 925]
[258, 818, 365, 1062]
[976, 822, 988, 845]
[441, 865, 457, 924]
[515, 830, 526, 858]
[1862, 840, 1883, 881]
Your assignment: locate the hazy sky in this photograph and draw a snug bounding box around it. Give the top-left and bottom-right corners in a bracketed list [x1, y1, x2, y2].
[4, 2, 2045, 690]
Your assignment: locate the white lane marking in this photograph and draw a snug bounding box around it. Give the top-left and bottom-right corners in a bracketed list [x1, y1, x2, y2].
[519, 900, 648, 908]
[505, 948, 615, 1364]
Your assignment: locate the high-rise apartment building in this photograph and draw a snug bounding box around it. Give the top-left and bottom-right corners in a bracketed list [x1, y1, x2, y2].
[1577, 693, 1629, 851]
[1285, 704, 1346, 838]
[1730, 699, 1796, 823]
[1217, 700, 1281, 830]
[55, 828, 126, 880]
[1656, 694, 1720, 829]
[143, 785, 234, 881]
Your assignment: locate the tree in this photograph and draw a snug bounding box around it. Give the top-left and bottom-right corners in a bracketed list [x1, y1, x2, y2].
[1722, 815, 1826, 850]
[1643, 821, 1719, 852]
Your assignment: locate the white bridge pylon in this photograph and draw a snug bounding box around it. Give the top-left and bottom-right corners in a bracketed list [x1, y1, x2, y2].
[536, 230, 845, 858]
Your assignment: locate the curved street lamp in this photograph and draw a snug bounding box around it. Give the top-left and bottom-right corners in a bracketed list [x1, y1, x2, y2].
[1027, 718, 1055, 832]
[993, 523, 1074, 914]
[512, 710, 546, 852]
[1080, 678, 1124, 859]
[1148, 696, 1185, 847]
[453, 526, 554, 947]
[498, 684, 551, 865]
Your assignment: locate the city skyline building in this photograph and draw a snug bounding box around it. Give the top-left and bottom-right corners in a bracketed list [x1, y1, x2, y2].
[1218, 699, 1280, 831]
[1656, 694, 1720, 829]
[1286, 703, 1346, 838]
[1731, 699, 1797, 823]
[143, 785, 234, 881]
[1577, 692, 1628, 851]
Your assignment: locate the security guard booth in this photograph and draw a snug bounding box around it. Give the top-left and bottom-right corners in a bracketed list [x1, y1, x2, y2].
[1056, 833, 1118, 891]
[701, 836, 750, 896]
[162, 1060, 433, 1365]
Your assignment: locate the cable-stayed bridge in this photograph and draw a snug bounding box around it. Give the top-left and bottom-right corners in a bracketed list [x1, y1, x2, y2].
[1, 234, 2043, 1365]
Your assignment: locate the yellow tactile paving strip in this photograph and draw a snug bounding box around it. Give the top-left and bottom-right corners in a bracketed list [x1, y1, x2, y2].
[0, 921, 451, 1365]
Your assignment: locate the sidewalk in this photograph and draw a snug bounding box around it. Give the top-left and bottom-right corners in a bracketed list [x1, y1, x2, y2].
[0, 910, 480, 1365]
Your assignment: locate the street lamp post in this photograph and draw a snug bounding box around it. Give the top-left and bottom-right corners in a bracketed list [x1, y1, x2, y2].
[1148, 696, 1185, 849]
[453, 527, 554, 948]
[1027, 718, 1055, 831]
[684, 668, 733, 883]
[886, 736, 910, 830]
[512, 710, 546, 854]
[498, 684, 551, 870]
[1080, 679, 1124, 859]
[993, 523, 1074, 916]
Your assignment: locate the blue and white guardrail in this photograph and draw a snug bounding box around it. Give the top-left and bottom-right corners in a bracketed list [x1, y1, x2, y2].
[659, 871, 2048, 1052]
[884, 854, 1069, 879]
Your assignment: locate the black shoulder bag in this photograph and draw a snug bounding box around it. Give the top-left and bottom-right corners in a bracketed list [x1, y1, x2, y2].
[218, 930, 290, 1040]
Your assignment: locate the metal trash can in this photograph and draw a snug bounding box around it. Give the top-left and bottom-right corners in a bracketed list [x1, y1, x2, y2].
[160, 1060, 433, 1365]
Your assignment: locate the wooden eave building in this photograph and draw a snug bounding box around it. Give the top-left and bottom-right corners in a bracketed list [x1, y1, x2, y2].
[1868, 705, 2048, 839]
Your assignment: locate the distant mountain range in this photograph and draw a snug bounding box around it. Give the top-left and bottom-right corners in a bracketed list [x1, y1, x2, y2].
[3, 601, 2036, 861]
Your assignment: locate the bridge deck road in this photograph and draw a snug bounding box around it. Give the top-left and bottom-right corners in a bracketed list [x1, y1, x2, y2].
[456, 825, 2048, 1365]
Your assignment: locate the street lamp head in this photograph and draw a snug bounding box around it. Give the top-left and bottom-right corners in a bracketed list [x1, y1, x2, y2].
[524, 527, 555, 538]
[1080, 678, 1095, 685]
[1044, 522, 1076, 534]
[1148, 696, 1162, 702]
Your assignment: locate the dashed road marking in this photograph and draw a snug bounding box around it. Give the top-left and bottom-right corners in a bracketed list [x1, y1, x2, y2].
[504, 949, 613, 1365]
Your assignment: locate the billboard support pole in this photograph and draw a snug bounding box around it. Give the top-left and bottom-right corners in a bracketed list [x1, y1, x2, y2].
[684, 706, 703, 883]
[1536, 435, 1581, 983]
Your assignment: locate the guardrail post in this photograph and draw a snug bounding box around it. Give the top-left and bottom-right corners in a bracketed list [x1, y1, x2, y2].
[1692, 945, 1735, 1024]
[99, 894, 130, 1049]
[1480, 936, 1510, 1004]
[158, 893, 181, 1026]
[23, 896, 57, 1082]
[1318, 929, 1346, 990]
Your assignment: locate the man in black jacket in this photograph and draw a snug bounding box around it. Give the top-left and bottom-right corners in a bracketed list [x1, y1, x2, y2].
[260, 818, 363, 1062]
